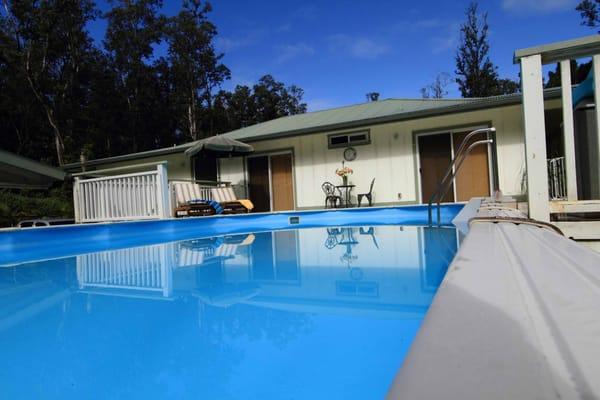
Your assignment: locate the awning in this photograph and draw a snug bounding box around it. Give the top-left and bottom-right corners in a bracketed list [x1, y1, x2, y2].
[0, 149, 66, 189]
[184, 135, 254, 158]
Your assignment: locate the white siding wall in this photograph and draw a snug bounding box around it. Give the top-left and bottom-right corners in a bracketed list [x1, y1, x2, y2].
[220, 103, 543, 209]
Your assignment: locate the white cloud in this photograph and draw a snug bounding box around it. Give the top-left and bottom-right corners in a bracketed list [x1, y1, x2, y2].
[502, 0, 574, 13]
[276, 43, 315, 63]
[214, 29, 265, 52]
[328, 35, 390, 59]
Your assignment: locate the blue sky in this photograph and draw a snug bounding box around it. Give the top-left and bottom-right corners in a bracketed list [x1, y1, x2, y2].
[91, 0, 593, 111]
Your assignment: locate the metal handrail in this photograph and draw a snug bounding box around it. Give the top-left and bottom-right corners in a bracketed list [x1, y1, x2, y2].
[427, 127, 498, 225]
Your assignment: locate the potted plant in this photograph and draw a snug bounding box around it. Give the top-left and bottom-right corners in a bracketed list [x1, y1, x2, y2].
[335, 162, 353, 186]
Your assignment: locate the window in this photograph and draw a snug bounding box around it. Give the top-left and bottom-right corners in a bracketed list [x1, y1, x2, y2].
[328, 130, 371, 149]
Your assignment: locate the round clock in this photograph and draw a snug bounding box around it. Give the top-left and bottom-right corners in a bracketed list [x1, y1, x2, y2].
[343, 147, 357, 161]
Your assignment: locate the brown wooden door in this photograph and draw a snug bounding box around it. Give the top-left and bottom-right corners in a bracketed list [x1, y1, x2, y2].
[452, 131, 490, 201]
[418, 134, 454, 203]
[247, 156, 271, 212]
[270, 154, 294, 211]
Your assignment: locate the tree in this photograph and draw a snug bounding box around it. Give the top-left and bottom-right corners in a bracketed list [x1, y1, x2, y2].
[209, 75, 307, 134]
[167, 0, 230, 141]
[454, 2, 499, 97]
[576, 0, 600, 31]
[104, 0, 166, 152]
[252, 75, 307, 123]
[421, 73, 451, 99]
[1, 0, 99, 165]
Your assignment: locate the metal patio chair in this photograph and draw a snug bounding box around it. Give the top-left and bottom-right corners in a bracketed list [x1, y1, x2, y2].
[357, 178, 375, 207]
[322, 181, 342, 209]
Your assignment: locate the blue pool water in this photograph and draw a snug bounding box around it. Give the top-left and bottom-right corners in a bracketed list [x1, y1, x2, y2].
[0, 223, 459, 399]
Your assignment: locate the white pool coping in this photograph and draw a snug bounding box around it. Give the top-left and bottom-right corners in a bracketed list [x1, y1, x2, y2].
[387, 198, 600, 400]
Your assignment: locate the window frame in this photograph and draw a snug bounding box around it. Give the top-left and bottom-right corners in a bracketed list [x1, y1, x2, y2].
[327, 129, 371, 149]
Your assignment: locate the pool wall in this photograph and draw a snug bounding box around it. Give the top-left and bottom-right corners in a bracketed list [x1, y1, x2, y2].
[387, 198, 600, 400]
[0, 204, 462, 266]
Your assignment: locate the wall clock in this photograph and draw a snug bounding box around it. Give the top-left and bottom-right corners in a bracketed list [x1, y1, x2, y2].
[343, 147, 357, 161]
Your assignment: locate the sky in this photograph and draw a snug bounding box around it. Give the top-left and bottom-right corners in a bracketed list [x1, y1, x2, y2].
[90, 0, 594, 111]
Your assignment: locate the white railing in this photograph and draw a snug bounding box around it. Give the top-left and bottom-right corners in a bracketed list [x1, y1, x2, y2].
[73, 163, 170, 223]
[76, 243, 174, 297]
[548, 157, 567, 200]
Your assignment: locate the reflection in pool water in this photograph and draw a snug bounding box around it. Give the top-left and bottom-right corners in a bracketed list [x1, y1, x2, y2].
[0, 225, 458, 400]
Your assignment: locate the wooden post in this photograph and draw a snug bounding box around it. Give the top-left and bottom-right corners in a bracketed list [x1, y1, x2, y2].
[520, 54, 550, 222]
[560, 60, 578, 201]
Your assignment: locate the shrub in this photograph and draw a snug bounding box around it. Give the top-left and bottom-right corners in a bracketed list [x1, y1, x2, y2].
[0, 184, 73, 227]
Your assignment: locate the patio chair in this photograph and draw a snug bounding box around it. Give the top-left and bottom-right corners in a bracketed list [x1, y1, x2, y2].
[357, 178, 375, 207]
[322, 181, 342, 209]
[210, 186, 253, 214]
[172, 182, 219, 218]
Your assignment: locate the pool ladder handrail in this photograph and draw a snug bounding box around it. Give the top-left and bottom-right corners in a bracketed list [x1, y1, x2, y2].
[427, 127, 499, 226]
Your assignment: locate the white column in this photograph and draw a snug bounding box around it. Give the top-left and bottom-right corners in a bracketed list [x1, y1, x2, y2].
[560, 60, 578, 201]
[156, 163, 171, 219]
[73, 177, 81, 223]
[520, 54, 550, 222]
[592, 55, 600, 198]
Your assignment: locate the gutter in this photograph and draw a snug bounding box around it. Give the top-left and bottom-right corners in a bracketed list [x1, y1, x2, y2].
[387, 198, 600, 399]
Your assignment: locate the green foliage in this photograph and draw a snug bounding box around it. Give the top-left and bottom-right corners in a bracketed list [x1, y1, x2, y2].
[0, 0, 306, 166]
[212, 75, 307, 133]
[0, 185, 73, 227]
[455, 2, 519, 98]
[545, 59, 592, 89]
[577, 0, 600, 31]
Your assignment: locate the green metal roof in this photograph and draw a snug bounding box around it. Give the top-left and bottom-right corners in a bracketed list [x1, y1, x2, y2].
[224, 90, 562, 142]
[0, 149, 66, 189]
[224, 98, 474, 141]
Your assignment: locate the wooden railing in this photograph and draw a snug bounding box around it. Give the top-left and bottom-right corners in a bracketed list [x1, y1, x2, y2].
[73, 163, 170, 223]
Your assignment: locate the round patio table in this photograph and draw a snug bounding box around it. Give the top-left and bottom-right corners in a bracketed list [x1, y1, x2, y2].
[335, 184, 355, 208]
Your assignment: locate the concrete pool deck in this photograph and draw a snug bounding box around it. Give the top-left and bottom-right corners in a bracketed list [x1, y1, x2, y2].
[388, 198, 600, 400]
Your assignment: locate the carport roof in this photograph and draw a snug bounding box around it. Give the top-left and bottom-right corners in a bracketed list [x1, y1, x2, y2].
[0, 149, 66, 189]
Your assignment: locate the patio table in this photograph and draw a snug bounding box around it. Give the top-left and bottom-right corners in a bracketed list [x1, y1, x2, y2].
[335, 184, 355, 208]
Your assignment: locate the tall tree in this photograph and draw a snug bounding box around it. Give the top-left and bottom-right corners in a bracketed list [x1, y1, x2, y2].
[252, 75, 306, 122]
[104, 0, 166, 152]
[167, 0, 229, 141]
[455, 2, 499, 97]
[210, 76, 307, 134]
[1, 0, 98, 165]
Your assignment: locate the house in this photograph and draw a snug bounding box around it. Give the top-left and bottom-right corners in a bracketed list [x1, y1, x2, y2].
[63, 34, 600, 246]
[64, 89, 564, 211]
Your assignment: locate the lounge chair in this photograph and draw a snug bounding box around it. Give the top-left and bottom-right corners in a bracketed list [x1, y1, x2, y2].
[171, 181, 219, 218]
[210, 186, 253, 214]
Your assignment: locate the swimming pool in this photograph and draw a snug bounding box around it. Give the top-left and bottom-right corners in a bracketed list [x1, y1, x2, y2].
[0, 206, 462, 399]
